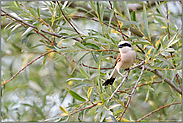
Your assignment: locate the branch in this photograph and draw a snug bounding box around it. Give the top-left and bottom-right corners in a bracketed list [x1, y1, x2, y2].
[136, 102, 182, 122]
[141, 65, 182, 94]
[108, 60, 145, 101]
[109, 1, 126, 40]
[54, 50, 114, 70]
[70, 101, 102, 115]
[57, 1, 84, 41]
[1, 50, 55, 86]
[117, 81, 162, 93]
[118, 65, 145, 122]
[108, 70, 130, 102]
[1, 9, 81, 42]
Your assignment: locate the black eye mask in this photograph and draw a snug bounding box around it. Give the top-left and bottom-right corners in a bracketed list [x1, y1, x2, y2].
[118, 43, 132, 48]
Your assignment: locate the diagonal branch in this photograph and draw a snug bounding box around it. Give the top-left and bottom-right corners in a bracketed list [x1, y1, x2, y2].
[109, 1, 126, 40]
[1, 50, 55, 86]
[118, 65, 145, 122]
[136, 102, 182, 122]
[141, 65, 182, 94]
[57, 1, 84, 41]
[1, 9, 81, 42]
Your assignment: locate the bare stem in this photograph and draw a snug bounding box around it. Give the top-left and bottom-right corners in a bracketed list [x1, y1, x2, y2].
[136, 102, 182, 122]
[57, 1, 84, 41]
[109, 1, 126, 40]
[108, 71, 130, 102]
[1, 50, 55, 86]
[118, 65, 145, 122]
[1, 9, 81, 42]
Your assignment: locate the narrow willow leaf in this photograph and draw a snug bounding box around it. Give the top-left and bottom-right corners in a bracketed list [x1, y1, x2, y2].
[79, 67, 89, 78]
[14, 1, 20, 8]
[21, 27, 33, 37]
[29, 7, 38, 18]
[97, 2, 100, 20]
[144, 90, 149, 102]
[121, 1, 131, 21]
[131, 11, 136, 21]
[99, 36, 112, 43]
[167, 38, 180, 48]
[113, 1, 121, 13]
[87, 87, 92, 99]
[41, 55, 48, 69]
[7, 29, 26, 41]
[89, 1, 96, 12]
[59, 105, 68, 114]
[143, 4, 150, 39]
[11, 24, 21, 32]
[37, 7, 41, 18]
[68, 89, 86, 102]
[75, 42, 87, 49]
[100, 3, 104, 22]
[101, 94, 105, 104]
[83, 43, 100, 50]
[91, 51, 98, 63]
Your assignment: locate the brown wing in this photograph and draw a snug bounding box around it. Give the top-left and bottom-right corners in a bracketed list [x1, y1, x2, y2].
[114, 53, 121, 66]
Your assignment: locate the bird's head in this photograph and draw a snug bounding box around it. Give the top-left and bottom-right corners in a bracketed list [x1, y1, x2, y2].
[118, 41, 133, 53]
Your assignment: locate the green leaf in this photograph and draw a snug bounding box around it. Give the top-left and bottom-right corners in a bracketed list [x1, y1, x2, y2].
[37, 7, 41, 18]
[79, 67, 89, 78]
[113, 1, 121, 14]
[29, 7, 38, 18]
[33, 102, 44, 118]
[68, 89, 86, 102]
[35, 22, 42, 32]
[143, 3, 150, 39]
[99, 36, 112, 43]
[14, 1, 20, 8]
[59, 106, 68, 114]
[101, 3, 104, 22]
[167, 38, 180, 48]
[101, 94, 105, 104]
[41, 55, 48, 69]
[121, 1, 131, 21]
[75, 42, 87, 49]
[21, 27, 33, 37]
[89, 1, 96, 12]
[83, 43, 100, 50]
[131, 11, 136, 21]
[91, 51, 98, 63]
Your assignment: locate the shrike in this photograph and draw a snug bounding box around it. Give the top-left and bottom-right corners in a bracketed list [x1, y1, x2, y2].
[103, 41, 136, 86]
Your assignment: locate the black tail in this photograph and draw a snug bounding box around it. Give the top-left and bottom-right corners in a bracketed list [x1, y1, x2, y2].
[102, 78, 115, 86]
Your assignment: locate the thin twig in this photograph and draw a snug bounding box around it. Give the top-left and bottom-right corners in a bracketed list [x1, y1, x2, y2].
[1, 9, 81, 42]
[118, 65, 145, 122]
[109, 1, 126, 40]
[108, 60, 145, 101]
[140, 65, 182, 94]
[108, 71, 130, 102]
[117, 81, 162, 93]
[136, 102, 182, 122]
[54, 50, 114, 70]
[57, 1, 84, 41]
[1, 50, 55, 86]
[70, 101, 102, 115]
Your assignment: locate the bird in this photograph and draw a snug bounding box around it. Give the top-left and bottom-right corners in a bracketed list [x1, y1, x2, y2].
[102, 41, 136, 86]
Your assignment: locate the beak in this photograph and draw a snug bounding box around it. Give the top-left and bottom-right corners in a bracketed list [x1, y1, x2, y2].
[118, 45, 123, 48]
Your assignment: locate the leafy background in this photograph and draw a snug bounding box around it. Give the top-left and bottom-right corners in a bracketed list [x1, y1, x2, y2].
[1, 1, 182, 122]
